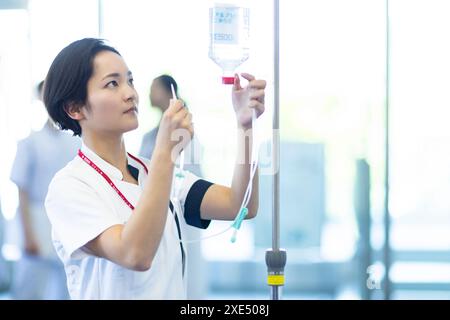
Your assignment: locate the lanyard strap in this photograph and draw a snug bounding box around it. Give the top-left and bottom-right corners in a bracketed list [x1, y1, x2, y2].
[78, 149, 148, 210]
[78, 149, 186, 276]
[128, 153, 149, 175]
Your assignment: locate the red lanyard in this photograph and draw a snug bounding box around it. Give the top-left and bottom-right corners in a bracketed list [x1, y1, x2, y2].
[78, 149, 148, 211]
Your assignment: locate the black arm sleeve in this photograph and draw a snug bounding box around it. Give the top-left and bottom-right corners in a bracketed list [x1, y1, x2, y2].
[184, 179, 214, 229]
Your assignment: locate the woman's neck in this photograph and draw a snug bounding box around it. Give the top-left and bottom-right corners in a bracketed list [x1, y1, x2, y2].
[82, 131, 128, 173]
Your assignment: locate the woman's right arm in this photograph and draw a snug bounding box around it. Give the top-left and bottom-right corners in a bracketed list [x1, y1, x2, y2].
[86, 99, 192, 271]
[18, 189, 40, 255]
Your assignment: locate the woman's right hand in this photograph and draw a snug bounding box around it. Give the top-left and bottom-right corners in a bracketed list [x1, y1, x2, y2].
[154, 99, 193, 163]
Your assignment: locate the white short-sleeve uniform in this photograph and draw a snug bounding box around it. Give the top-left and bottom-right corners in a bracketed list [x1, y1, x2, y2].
[45, 143, 212, 300]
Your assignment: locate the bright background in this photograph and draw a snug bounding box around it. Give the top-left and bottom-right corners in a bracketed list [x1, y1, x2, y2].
[2, 0, 450, 299]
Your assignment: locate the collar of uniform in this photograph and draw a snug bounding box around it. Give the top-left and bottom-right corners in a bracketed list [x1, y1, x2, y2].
[80, 143, 124, 180]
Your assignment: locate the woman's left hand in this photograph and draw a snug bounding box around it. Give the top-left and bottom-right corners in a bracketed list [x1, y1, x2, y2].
[232, 73, 266, 129]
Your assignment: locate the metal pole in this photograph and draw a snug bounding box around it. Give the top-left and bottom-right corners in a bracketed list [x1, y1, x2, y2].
[383, 0, 392, 300]
[273, 0, 280, 253]
[265, 0, 286, 300]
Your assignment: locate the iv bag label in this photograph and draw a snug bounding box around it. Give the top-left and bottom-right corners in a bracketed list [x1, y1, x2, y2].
[210, 6, 248, 45]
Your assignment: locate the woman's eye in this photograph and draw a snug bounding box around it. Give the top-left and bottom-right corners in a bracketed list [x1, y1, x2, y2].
[129, 78, 134, 86]
[106, 80, 119, 88]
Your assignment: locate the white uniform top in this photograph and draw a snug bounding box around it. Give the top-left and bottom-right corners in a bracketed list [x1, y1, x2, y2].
[45, 143, 212, 300]
[10, 124, 80, 258]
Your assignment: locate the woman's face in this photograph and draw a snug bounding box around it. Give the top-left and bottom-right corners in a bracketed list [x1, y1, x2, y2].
[149, 79, 171, 112]
[81, 50, 139, 135]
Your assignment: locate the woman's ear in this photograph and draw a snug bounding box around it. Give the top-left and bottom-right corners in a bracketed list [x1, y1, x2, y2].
[65, 102, 86, 121]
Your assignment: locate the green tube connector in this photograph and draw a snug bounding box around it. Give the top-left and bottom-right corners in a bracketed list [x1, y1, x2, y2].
[230, 207, 248, 243]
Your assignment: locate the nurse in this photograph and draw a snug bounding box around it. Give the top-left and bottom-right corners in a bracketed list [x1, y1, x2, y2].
[44, 38, 266, 299]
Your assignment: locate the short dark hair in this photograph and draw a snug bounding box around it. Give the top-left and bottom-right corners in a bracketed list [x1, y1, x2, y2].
[43, 38, 120, 136]
[153, 74, 186, 107]
[154, 74, 178, 96]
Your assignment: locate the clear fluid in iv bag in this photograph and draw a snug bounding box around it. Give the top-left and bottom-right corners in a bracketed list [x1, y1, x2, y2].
[209, 3, 250, 85]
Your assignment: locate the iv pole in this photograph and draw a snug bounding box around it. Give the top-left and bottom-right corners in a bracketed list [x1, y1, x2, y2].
[265, 0, 286, 300]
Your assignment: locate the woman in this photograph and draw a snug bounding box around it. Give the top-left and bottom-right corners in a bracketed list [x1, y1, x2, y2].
[44, 38, 265, 299]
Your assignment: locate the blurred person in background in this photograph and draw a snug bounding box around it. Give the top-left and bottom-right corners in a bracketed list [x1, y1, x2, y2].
[9, 80, 80, 299]
[140, 75, 203, 176]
